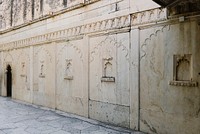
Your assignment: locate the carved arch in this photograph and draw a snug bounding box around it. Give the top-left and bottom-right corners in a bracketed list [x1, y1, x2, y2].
[90, 36, 129, 63]
[34, 45, 52, 62]
[140, 25, 171, 60]
[57, 41, 83, 64]
[4, 51, 14, 62]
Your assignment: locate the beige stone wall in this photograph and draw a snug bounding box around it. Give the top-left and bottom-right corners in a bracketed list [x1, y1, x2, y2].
[56, 39, 88, 117]
[89, 33, 130, 127]
[139, 21, 200, 134]
[0, 0, 199, 134]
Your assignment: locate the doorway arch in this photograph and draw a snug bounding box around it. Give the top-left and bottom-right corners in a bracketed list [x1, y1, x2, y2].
[6, 65, 12, 97]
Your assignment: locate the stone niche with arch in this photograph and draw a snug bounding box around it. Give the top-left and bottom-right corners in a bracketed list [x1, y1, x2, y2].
[101, 57, 115, 82]
[39, 61, 45, 78]
[64, 59, 73, 80]
[20, 62, 26, 77]
[169, 54, 198, 87]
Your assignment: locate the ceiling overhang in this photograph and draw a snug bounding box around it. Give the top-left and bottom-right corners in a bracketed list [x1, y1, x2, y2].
[153, 0, 200, 16]
[152, 0, 182, 7]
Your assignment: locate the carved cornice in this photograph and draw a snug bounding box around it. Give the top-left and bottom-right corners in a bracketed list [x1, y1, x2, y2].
[0, 15, 130, 51]
[0, 8, 168, 51]
[131, 8, 167, 26]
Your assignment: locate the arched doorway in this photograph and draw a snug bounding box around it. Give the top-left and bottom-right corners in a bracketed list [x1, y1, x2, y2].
[6, 65, 12, 97]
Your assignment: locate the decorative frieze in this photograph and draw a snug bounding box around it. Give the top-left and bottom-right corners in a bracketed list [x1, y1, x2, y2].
[131, 8, 167, 26]
[0, 8, 169, 51]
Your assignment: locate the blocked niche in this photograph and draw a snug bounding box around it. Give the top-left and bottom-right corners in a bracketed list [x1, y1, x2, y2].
[169, 54, 198, 87]
[64, 59, 73, 80]
[101, 57, 115, 82]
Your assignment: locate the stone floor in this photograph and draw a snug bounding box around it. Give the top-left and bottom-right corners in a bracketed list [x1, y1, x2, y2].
[0, 97, 140, 134]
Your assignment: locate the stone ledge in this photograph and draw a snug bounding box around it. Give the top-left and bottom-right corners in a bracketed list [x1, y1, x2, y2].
[64, 76, 73, 80]
[39, 75, 45, 78]
[169, 81, 198, 87]
[20, 74, 26, 77]
[101, 77, 115, 82]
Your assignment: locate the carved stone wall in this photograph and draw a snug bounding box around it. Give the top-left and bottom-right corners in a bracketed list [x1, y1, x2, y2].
[140, 21, 200, 134]
[0, 1, 199, 134]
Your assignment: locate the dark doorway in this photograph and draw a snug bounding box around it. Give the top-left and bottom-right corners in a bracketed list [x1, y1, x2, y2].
[6, 65, 12, 97]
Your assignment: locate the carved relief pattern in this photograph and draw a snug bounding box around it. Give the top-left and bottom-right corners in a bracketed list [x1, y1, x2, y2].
[140, 25, 170, 60]
[0, 8, 168, 51]
[57, 41, 83, 63]
[34, 46, 52, 62]
[90, 36, 129, 63]
[131, 8, 167, 26]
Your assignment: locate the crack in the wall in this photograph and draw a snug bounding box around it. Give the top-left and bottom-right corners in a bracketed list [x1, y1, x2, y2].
[141, 119, 158, 134]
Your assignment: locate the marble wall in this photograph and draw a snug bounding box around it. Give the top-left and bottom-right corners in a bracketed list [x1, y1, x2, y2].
[0, 0, 199, 134]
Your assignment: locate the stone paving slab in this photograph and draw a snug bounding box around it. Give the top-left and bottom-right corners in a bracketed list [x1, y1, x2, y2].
[0, 97, 143, 134]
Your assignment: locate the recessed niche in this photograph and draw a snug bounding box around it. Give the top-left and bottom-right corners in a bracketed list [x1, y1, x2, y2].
[20, 62, 26, 77]
[101, 57, 115, 82]
[39, 61, 45, 78]
[169, 54, 198, 87]
[64, 59, 73, 80]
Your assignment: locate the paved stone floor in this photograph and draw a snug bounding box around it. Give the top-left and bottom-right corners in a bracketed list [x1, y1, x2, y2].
[0, 97, 138, 134]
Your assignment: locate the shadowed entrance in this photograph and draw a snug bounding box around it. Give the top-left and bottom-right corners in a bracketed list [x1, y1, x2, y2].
[6, 65, 12, 97]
